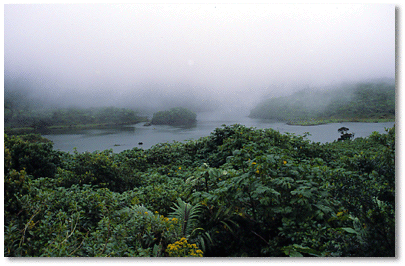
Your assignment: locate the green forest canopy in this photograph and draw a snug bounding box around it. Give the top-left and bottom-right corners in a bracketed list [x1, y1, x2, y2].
[4, 123, 395, 257]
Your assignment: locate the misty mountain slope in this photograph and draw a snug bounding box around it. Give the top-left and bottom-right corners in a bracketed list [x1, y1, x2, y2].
[249, 81, 395, 123]
[249, 89, 334, 120]
[323, 82, 395, 119]
[4, 75, 221, 114]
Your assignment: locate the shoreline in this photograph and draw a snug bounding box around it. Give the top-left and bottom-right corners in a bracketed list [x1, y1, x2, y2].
[5, 117, 396, 135]
[4, 119, 148, 135]
[285, 117, 395, 126]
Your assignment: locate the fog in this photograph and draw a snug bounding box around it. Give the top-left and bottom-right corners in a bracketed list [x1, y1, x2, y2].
[4, 4, 395, 114]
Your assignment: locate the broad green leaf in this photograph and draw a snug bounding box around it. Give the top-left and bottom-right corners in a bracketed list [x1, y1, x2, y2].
[341, 227, 358, 234]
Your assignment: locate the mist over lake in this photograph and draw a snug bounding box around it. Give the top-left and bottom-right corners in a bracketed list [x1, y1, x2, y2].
[5, 4, 395, 116]
[4, 4, 399, 258]
[43, 110, 395, 153]
[5, 4, 396, 154]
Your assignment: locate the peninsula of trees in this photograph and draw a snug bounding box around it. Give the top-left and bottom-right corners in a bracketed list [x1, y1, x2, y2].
[4, 106, 148, 134]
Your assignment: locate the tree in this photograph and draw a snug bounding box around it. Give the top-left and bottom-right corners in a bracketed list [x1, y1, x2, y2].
[338, 127, 354, 141]
[151, 107, 197, 126]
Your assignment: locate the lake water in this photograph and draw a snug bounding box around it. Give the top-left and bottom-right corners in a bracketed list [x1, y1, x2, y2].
[43, 111, 395, 153]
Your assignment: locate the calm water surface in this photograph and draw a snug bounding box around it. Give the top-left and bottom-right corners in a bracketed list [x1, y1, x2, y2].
[43, 111, 395, 153]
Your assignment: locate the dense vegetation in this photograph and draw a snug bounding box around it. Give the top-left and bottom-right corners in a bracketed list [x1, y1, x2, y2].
[151, 107, 197, 126]
[4, 124, 395, 257]
[249, 82, 395, 125]
[4, 106, 147, 134]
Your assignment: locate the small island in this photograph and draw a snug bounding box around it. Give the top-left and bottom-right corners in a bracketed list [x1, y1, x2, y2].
[151, 107, 197, 126]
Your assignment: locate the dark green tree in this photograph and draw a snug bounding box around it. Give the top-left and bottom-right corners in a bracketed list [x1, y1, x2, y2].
[151, 107, 197, 126]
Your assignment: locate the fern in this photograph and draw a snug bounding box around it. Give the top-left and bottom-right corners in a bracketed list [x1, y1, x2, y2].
[168, 198, 214, 253]
[168, 198, 202, 237]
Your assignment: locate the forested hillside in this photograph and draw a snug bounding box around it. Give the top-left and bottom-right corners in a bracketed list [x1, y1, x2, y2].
[4, 124, 395, 257]
[249, 82, 395, 125]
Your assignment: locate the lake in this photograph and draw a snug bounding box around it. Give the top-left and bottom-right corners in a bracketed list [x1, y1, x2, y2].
[43, 111, 395, 153]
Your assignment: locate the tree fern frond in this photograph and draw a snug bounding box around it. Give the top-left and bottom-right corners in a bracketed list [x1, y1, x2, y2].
[220, 220, 238, 234]
[169, 198, 202, 237]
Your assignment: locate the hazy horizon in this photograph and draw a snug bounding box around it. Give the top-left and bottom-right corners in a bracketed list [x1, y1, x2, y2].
[4, 4, 395, 113]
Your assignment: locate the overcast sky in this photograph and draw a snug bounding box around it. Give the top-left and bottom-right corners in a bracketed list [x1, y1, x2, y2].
[4, 4, 395, 109]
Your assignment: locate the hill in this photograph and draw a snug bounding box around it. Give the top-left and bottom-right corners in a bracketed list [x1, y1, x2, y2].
[249, 81, 395, 125]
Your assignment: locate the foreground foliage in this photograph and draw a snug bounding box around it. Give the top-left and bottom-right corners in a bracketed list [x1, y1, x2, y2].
[4, 124, 395, 257]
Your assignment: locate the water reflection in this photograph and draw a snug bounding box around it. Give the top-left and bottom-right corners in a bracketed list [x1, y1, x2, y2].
[40, 125, 136, 136]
